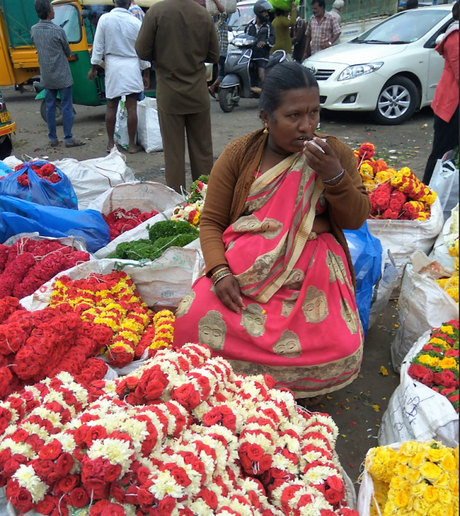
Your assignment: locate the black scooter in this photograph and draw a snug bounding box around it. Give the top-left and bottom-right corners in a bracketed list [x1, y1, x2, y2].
[219, 34, 288, 113]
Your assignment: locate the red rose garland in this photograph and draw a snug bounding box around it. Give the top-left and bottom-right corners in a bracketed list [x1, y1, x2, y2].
[14, 163, 61, 186]
[103, 207, 159, 241]
[0, 238, 90, 300]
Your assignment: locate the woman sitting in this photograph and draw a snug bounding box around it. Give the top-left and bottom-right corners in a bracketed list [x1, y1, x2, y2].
[174, 62, 370, 402]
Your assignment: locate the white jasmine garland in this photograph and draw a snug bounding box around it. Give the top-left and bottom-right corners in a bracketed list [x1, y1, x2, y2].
[1, 439, 35, 459]
[20, 422, 50, 441]
[186, 498, 214, 515]
[272, 453, 299, 475]
[13, 464, 47, 502]
[302, 465, 338, 484]
[301, 437, 331, 451]
[87, 438, 133, 475]
[148, 470, 183, 499]
[308, 414, 339, 438]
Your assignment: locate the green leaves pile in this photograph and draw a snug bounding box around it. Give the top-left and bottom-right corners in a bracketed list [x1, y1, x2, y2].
[108, 220, 199, 261]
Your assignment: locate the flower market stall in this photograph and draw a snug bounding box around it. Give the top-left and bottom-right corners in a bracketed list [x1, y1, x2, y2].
[1, 146, 459, 515]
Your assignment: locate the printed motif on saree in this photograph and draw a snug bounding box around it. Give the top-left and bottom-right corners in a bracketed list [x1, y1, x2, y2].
[174, 153, 363, 397]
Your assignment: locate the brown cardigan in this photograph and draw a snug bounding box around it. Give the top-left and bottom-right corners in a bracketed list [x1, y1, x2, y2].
[200, 129, 371, 287]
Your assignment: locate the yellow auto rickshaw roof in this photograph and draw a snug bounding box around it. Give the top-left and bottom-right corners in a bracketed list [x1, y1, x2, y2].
[52, 0, 163, 7]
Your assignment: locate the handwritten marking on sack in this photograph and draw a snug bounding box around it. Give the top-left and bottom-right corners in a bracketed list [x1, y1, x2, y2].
[392, 383, 435, 431]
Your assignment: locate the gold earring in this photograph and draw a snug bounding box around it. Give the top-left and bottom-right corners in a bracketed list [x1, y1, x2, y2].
[263, 123, 269, 134]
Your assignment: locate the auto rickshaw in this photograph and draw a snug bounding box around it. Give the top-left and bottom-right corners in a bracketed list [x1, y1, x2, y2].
[0, 88, 16, 159]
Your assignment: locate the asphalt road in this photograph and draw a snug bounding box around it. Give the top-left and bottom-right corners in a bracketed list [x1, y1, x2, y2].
[2, 85, 436, 493]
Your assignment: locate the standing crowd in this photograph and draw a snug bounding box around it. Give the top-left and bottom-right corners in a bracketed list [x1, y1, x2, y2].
[31, 0, 346, 194]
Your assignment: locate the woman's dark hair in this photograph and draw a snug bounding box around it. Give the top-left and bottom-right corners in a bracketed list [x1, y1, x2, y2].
[34, 0, 52, 20]
[312, 0, 326, 9]
[453, 1, 459, 21]
[259, 62, 319, 117]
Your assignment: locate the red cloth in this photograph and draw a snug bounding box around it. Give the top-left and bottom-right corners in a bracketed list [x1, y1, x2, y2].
[431, 24, 459, 123]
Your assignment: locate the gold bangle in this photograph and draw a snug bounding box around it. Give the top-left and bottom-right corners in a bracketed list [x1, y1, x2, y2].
[212, 268, 233, 286]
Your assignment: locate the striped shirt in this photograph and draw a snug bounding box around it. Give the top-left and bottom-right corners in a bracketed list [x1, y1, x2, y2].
[306, 12, 341, 55]
[31, 20, 73, 90]
[214, 14, 228, 57]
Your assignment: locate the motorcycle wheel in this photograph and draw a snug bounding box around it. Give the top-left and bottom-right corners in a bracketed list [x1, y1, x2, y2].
[219, 88, 237, 113]
[40, 99, 63, 126]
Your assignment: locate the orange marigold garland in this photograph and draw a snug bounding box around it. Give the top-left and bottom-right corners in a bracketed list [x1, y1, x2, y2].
[49, 271, 153, 368]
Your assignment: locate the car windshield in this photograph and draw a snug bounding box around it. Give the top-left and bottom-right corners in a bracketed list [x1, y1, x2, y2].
[228, 5, 254, 31]
[53, 4, 81, 44]
[353, 9, 449, 44]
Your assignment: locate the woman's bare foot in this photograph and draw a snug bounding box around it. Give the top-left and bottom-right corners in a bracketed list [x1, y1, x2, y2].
[128, 145, 142, 154]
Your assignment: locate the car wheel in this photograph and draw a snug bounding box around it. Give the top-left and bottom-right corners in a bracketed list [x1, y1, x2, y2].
[372, 76, 419, 125]
[0, 135, 12, 160]
[219, 88, 237, 113]
[40, 99, 63, 126]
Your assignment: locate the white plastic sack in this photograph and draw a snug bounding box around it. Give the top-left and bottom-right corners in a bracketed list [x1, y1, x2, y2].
[357, 443, 401, 516]
[368, 249, 399, 330]
[87, 181, 183, 259]
[137, 97, 163, 153]
[390, 256, 458, 373]
[114, 100, 129, 150]
[379, 330, 458, 448]
[429, 154, 459, 221]
[367, 197, 444, 286]
[53, 151, 135, 210]
[88, 181, 182, 214]
[206, 0, 236, 15]
[430, 203, 459, 273]
[20, 253, 204, 312]
[2, 156, 22, 170]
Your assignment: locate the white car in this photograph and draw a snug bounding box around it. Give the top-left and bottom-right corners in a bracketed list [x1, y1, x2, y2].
[302, 5, 454, 125]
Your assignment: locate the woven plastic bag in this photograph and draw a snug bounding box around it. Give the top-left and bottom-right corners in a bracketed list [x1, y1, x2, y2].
[206, 0, 237, 15]
[379, 330, 458, 448]
[390, 253, 458, 372]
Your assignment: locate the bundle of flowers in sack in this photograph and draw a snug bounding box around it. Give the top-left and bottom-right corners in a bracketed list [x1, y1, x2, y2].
[103, 207, 159, 241]
[0, 300, 112, 399]
[49, 271, 153, 368]
[14, 162, 61, 186]
[354, 142, 437, 221]
[0, 237, 89, 300]
[108, 219, 200, 261]
[435, 240, 459, 303]
[1, 343, 357, 516]
[363, 440, 459, 516]
[408, 319, 459, 412]
[172, 175, 209, 227]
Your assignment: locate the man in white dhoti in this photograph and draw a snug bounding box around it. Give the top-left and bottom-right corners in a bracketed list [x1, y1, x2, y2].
[88, 0, 150, 153]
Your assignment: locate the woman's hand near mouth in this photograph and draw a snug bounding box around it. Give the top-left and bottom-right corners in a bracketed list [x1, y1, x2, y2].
[304, 137, 344, 184]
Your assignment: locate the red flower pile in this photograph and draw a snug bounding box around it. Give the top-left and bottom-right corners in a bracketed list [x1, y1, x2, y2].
[0, 296, 112, 399]
[14, 163, 61, 186]
[103, 207, 159, 241]
[408, 320, 459, 412]
[0, 238, 89, 300]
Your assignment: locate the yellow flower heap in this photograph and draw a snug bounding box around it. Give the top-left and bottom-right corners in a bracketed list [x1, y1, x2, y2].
[50, 271, 152, 368]
[390, 167, 437, 220]
[366, 441, 459, 516]
[436, 240, 459, 303]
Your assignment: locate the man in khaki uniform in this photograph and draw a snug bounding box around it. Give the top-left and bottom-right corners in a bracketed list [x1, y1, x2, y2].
[135, 0, 220, 192]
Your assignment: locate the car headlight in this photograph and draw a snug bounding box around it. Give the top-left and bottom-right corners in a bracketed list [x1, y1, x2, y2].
[337, 62, 383, 81]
